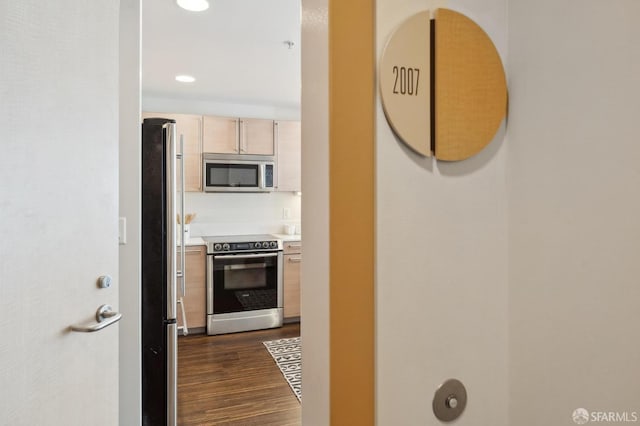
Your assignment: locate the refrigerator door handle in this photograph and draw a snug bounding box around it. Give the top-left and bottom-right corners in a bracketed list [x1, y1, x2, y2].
[179, 134, 186, 298]
[165, 122, 177, 321]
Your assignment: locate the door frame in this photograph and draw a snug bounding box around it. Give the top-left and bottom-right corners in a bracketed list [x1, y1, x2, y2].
[118, 0, 377, 424]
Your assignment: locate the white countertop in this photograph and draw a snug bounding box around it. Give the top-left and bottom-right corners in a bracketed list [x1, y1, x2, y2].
[184, 235, 300, 245]
[270, 233, 302, 242]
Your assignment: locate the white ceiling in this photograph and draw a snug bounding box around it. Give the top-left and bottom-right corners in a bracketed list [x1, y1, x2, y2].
[142, 0, 301, 109]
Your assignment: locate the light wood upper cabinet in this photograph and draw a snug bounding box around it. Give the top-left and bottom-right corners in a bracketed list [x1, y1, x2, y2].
[142, 112, 202, 192]
[202, 116, 239, 154]
[240, 118, 274, 156]
[275, 120, 301, 192]
[178, 245, 207, 332]
[203, 115, 274, 156]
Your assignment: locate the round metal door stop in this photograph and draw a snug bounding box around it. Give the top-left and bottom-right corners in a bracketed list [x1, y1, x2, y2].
[433, 378, 467, 422]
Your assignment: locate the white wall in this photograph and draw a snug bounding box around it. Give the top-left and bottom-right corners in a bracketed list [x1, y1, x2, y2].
[186, 191, 301, 236]
[508, 1, 640, 424]
[119, 1, 142, 425]
[300, 0, 330, 424]
[376, 1, 509, 425]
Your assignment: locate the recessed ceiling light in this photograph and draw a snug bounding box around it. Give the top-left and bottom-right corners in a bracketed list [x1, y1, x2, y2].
[176, 0, 209, 12]
[175, 75, 196, 83]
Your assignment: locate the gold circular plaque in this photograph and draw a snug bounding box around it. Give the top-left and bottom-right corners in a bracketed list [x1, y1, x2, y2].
[379, 9, 507, 161]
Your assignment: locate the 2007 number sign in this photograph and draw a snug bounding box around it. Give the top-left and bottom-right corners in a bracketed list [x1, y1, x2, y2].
[392, 66, 420, 96]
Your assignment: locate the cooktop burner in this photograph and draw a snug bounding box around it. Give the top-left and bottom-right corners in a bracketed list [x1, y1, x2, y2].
[203, 234, 282, 253]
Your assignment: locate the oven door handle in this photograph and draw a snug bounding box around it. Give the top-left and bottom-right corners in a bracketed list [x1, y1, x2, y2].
[214, 252, 279, 260]
[225, 263, 267, 271]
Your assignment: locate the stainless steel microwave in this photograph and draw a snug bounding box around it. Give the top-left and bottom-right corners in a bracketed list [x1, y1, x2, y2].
[203, 154, 275, 192]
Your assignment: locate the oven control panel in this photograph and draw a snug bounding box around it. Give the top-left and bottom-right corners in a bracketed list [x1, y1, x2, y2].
[204, 235, 283, 254]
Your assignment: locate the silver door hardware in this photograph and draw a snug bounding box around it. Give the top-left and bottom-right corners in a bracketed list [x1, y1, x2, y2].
[433, 378, 467, 422]
[70, 304, 122, 332]
[97, 275, 112, 288]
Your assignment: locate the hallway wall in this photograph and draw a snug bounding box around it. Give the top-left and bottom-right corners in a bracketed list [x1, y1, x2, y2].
[375, 1, 509, 424]
[508, 1, 640, 424]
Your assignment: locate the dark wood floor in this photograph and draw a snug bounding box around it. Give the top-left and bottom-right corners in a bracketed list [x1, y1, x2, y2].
[178, 323, 301, 426]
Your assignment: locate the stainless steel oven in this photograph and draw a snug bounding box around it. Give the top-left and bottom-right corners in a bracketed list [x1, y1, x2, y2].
[204, 235, 283, 335]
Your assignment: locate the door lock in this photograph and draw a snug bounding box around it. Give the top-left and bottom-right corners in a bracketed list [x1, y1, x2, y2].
[433, 378, 467, 422]
[97, 275, 112, 288]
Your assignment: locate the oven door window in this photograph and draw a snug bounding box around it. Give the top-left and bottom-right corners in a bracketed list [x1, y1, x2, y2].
[213, 253, 279, 313]
[206, 163, 259, 188]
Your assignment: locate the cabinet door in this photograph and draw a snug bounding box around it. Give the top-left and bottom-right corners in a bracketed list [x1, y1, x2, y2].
[178, 245, 207, 331]
[142, 112, 202, 191]
[275, 120, 301, 192]
[284, 252, 301, 319]
[202, 116, 239, 154]
[241, 118, 274, 155]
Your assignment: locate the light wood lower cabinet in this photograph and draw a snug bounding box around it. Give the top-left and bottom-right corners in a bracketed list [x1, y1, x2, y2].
[178, 245, 207, 332]
[283, 240, 302, 320]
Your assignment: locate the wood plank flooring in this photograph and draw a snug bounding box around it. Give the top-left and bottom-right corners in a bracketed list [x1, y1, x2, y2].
[178, 324, 301, 426]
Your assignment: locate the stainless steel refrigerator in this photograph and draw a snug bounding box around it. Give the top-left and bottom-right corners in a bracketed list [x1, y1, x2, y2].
[141, 118, 184, 426]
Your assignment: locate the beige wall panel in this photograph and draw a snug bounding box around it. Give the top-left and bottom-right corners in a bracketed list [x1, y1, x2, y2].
[434, 8, 507, 161]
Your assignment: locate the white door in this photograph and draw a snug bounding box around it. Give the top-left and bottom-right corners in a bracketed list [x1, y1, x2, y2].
[0, 2, 120, 425]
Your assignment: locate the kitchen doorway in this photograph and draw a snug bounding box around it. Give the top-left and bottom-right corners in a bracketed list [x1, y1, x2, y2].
[140, 0, 302, 423]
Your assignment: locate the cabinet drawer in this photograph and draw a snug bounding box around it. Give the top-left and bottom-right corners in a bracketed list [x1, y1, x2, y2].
[283, 240, 302, 254]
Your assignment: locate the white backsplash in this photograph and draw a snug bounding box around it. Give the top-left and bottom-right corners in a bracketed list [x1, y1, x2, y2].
[184, 191, 301, 237]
